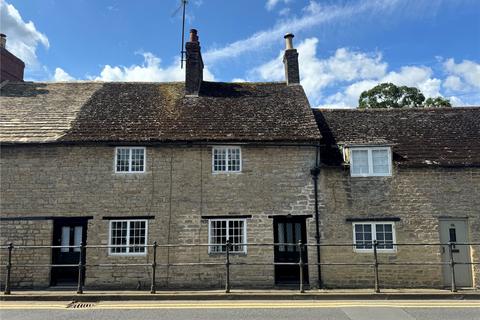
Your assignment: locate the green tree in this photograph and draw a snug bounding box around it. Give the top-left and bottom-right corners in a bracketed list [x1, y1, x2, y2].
[424, 97, 452, 108]
[359, 83, 425, 109]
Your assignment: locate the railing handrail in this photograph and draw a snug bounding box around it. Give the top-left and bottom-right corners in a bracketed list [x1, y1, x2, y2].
[2, 241, 480, 249]
[2, 240, 477, 295]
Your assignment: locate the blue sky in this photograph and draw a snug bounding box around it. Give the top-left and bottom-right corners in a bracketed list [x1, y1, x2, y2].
[1, 0, 479, 107]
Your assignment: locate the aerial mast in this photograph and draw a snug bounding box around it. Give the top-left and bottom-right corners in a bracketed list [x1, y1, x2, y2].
[180, 0, 188, 68]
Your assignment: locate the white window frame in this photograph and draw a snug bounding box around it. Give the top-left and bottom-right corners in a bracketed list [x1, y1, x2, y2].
[207, 218, 247, 254]
[114, 147, 146, 173]
[211, 146, 242, 173]
[350, 146, 392, 177]
[108, 219, 148, 256]
[352, 222, 396, 253]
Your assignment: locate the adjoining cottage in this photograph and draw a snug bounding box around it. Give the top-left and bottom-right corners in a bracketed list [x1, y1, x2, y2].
[0, 31, 323, 289]
[313, 108, 480, 288]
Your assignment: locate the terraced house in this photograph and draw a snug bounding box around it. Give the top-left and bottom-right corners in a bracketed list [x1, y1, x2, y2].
[0, 30, 479, 291]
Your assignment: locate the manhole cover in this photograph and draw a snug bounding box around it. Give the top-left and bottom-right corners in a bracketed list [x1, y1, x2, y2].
[67, 302, 96, 309]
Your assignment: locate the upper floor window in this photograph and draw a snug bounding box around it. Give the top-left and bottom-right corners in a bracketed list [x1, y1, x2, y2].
[212, 146, 242, 173]
[353, 222, 396, 253]
[109, 219, 147, 255]
[115, 147, 145, 173]
[350, 147, 391, 177]
[208, 218, 247, 254]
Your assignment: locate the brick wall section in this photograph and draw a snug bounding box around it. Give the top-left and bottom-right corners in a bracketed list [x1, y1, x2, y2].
[318, 166, 480, 289]
[0, 145, 317, 289]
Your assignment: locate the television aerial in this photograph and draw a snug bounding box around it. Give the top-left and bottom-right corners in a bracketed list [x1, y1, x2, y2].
[172, 0, 188, 68]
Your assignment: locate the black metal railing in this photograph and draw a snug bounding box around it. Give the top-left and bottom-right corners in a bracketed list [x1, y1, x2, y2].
[1, 241, 478, 295]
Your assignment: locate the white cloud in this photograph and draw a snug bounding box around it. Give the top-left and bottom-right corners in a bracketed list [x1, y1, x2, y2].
[204, 0, 404, 64]
[92, 52, 215, 82]
[382, 66, 441, 97]
[53, 68, 75, 81]
[205, 0, 450, 65]
[249, 38, 387, 106]
[444, 76, 462, 91]
[443, 58, 480, 90]
[320, 66, 442, 108]
[0, 0, 49, 67]
[245, 37, 451, 108]
[265, 0, 291, 11]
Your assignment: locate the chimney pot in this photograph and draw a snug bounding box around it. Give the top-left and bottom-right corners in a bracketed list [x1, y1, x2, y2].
[283, 33, 300, 85]
[0, 34, 6, 49]
[284, 33, 294, 50]
[190, 29, 199, 42]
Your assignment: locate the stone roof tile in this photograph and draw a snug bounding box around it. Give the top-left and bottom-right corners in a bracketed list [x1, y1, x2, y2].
[0, 81, 320, 144]
[313, 107, 480, 167]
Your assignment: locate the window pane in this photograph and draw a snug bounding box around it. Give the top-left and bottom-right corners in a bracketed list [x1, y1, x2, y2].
[355, 224, 372, 249]
[351, 150, 369, 175]
[229, 220, 244, 252]
[131, 148, 145, 172]
[277, 223, 285, 252]
[116, 148, 130, 172]
[372, 149, 389, 174]
[73, 226, 82, 252]
[129, 221, 146, 253]
[111, 221, 128, 253]
[209, 219, 246, 253]
[213, 148, 227, 172]
[210, 220, 227, 252]
[227, 148, 241, 172]
[286, 222, 294, 252]
[376, 224, 394, 249]
[61, 227, 70, 253]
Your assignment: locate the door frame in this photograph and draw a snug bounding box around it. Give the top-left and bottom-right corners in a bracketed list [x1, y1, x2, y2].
[438, 218, 473, 288]
[272, 215, 309, 285]
[50, 217, 89, 286]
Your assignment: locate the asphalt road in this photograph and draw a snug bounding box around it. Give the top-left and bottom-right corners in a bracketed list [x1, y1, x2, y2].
[1, 300, 479, 320]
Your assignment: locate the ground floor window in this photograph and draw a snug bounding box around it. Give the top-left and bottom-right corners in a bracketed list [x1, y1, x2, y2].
[208, 219, 247, 254]
[109, 220, 147, 255]
[353, 222, 396, 252]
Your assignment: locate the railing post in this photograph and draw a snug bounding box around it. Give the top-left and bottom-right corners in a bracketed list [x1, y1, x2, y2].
[77, 242, 84, 294]
[151, 241, 157, 294]
[4, 243, 13, 295]
[298, 240, 304, 293]
[225, 240, 231, 293]
[448, 242, 457, 292]
[373, 240, 380, 293]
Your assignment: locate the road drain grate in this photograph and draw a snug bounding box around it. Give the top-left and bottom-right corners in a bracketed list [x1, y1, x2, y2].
[67, 302, 96, 309]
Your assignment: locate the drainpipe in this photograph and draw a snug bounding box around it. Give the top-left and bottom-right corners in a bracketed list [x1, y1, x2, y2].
[310, 144, 322, 289]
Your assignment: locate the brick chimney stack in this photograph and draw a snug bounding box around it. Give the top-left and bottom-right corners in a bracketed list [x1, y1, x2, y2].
[0, 34, 6, 49]
[0, 34, 25, 82]
[283, 33, 300, 86]
[185, 29, 204, 96]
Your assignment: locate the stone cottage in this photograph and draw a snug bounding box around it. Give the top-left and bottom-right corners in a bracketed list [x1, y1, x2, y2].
[1, 29, 479, 290]
[0, 31, 323, 289]
[313, 108, 480, 289]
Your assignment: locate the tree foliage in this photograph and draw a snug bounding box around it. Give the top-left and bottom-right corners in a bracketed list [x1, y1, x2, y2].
[424, 97, 452, 108]
[358, 82, 451, 109]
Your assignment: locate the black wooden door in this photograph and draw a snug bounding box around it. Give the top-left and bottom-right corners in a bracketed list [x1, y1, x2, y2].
[273, 217, 309, 285]
[51, 218, 87, 286]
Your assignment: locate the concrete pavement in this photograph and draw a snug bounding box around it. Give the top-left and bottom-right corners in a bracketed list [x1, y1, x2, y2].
[1, 300, 480, 320]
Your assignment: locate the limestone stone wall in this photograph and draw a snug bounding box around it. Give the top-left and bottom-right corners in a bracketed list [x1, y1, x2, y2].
[0, 220, 53, 289]
[318, 166, 480, 289]
[0, 144, 317, 289]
